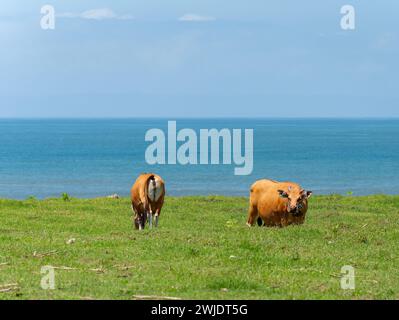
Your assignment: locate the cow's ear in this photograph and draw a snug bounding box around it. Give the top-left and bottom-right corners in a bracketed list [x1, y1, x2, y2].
[301, 189, 312, 199]
[278, 189, 288, 198]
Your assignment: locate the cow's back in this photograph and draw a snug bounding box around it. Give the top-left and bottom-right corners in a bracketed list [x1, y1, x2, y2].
[130, 173, 148, 199]
[250, 179, 278, 207]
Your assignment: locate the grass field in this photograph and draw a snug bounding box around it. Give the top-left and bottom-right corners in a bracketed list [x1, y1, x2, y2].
[0, 195, 398, 300]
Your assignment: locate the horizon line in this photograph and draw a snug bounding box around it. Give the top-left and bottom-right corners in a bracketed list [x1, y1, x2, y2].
[0, 116, 399, 120]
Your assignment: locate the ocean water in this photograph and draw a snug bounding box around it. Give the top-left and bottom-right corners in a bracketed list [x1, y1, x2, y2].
[0, 119, 398, 199]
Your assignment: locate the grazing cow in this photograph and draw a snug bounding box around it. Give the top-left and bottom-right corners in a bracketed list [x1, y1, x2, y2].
[130, 173, 165, 230]
[247, 179, 312, 227]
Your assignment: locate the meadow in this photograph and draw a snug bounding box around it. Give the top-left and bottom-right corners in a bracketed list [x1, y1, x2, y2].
[0, 195, 398, 300]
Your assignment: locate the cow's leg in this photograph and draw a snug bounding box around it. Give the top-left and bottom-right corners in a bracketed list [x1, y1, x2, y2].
[154, 212, 159, 227]
[246, 205, 258, 227]
[131, 204, 140, 230]
[147, 211, 153, 229]
[142, 212, 147, 230]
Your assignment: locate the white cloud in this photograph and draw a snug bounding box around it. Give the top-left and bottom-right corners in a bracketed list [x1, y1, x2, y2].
[178, 14, 216, 22]
[58, 8, 133, 21]
[80, 8, 116, 20]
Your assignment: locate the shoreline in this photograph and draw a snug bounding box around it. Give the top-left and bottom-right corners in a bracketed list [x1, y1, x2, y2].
[1, 193, 398, 201]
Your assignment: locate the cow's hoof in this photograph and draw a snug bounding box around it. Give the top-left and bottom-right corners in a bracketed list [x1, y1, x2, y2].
[246, 222, 252, 227]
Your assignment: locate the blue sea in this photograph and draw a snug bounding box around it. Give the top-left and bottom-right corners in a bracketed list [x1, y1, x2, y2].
[0, 119, 398, 199]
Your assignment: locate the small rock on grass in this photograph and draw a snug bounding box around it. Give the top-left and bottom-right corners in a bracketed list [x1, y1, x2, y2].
[66, 238, 76, 245]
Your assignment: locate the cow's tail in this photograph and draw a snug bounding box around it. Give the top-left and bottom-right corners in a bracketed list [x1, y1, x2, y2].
[257, 217, 264, 226]
[147, 174, 164, 202]
[142, 174, 155, 211]
[147, 175, 156, 202]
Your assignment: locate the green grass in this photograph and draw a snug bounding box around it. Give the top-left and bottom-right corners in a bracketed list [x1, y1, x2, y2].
[0, 195, 399, 300]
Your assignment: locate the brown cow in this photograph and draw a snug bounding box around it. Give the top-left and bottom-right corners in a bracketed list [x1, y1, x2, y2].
[247, 179, 312, 227]
[130, 173, 165, 230]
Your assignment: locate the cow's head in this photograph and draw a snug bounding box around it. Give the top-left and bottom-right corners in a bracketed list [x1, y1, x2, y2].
[278, 187, 312, 216]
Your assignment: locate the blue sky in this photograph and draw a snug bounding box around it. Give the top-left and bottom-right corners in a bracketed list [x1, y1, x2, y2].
[0, 1, 398, 117]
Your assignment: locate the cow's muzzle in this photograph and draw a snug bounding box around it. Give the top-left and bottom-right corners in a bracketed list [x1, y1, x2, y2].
[290, 203, 304, 216]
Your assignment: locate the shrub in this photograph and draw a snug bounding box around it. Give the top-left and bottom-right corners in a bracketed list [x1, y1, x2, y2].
[62, 193, 71, 202]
